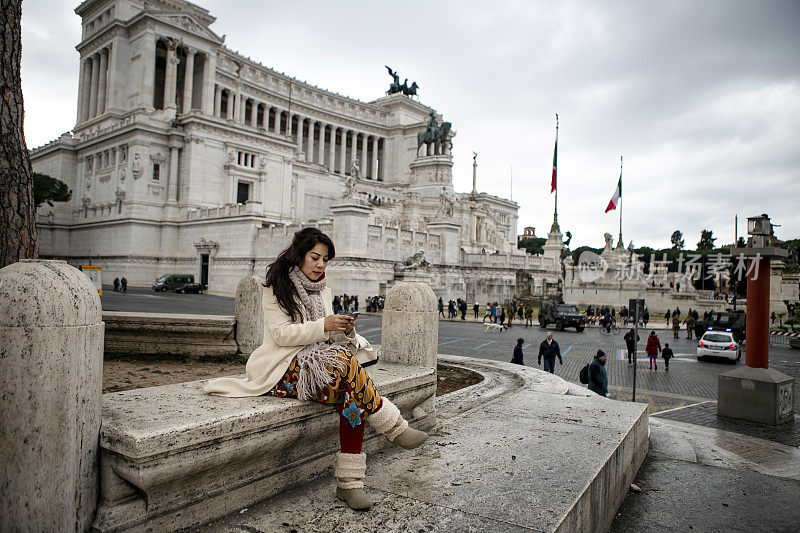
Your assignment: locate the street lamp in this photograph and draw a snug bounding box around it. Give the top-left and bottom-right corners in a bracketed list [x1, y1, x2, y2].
[718, 214, 793, 425]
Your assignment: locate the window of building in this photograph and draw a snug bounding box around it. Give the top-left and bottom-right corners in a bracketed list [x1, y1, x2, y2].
[236, 181, 250, 204]
[237, 150, 256, 168]
[152, 163, 160, 181]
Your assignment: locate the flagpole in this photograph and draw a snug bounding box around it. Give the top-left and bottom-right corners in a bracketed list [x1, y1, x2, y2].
[619, 156, 623, 245]
[618, 155, 623, 247]
[553, 114, 559, 227]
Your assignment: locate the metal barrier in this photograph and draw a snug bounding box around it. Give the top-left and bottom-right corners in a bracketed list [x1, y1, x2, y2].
[770, 331, 800, 348]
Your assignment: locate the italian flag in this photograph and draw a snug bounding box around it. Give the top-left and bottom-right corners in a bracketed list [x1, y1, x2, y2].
[605, 175, 621, 213]
[551, 134, 557, 193]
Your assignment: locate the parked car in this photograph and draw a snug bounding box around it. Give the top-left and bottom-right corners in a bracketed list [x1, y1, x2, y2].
[174, 283, 203, 294]
[696, 329, 741, 363]
[539, 301, 585, 332]
[152, 274, 194, 292]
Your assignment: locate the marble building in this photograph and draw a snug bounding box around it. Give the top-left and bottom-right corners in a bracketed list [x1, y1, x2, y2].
[31, 0, 560, 302]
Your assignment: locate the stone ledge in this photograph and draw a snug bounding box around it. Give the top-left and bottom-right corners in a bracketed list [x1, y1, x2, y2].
[94, 362, 435, 532]
[103, 311, 237, 357]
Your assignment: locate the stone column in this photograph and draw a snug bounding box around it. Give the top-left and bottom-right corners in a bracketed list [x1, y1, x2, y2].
[358, 133, 366, 173]
[88, 53, 100, 118]
[318, 123, 326, 165]
[202, 52, 217, 115]
[371, 136, 379, 180]
[328, 126, 336, 172]
[0, 260, 103, 532]
[213, 85, 221, 117]
[338, 129, 347, 174]
[273, 108, 281, 134]
[307, 121, 316, 163]
[235, 276, 265, 356]
[381, 282, 438, 369]
[226, 90, 234, 120]
[78, 57, 92, 123]
[297, 117, 305, 157]
[164, 44, 179, 112]
[97, 48, 108, 115]
[182, 49, 195, 113]
[168, 136, 182, 203]
[249, 99, 258, 127]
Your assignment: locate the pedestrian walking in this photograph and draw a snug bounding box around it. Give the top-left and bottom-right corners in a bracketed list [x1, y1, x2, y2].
[642, 308, 650, 327]
[113, 277, 120, 292]
[438, 298, 444, 318]
[121, 277, 127, 292]
[624, 328, 640, 365]
[511, 338, 525, 365]
[460, 300, 467, 320]
[665, 310, 670, 326]
[506, 304, 514, 327]
[538, 332, 562, 374]
[771, 311, 776, 326]
[483, 302, 492, 322]
[662, 343, 674, 371]
[499, 306, 506, 326]
[645, 330, 661, 371]
[473, 303, 479, 319]
[588, 350, 608, 397]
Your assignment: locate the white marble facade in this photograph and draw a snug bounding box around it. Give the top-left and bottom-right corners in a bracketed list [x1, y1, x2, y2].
[32, 0, 557, 303]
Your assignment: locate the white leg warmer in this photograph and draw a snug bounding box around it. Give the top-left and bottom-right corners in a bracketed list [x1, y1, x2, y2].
[367, 398, 408, 442]
[334, 452, 366, 490]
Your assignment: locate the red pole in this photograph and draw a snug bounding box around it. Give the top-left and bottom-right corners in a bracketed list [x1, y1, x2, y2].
[745, 256, 771, 369]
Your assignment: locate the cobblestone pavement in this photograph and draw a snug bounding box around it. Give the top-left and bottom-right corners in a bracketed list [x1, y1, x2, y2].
[654, 401, 800, 447]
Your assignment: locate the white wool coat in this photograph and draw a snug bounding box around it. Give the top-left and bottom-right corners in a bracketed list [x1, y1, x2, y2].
[204, 285, 374, 397]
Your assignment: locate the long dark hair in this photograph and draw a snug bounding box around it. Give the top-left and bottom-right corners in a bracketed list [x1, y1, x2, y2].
[265, 227, 335, 322]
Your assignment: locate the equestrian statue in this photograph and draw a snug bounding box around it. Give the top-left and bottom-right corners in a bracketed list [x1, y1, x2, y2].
[385, 66, 419, 96]
[417, 111, 451, 155]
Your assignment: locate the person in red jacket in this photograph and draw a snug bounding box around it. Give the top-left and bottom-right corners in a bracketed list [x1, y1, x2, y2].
[645, 330, 662, 371]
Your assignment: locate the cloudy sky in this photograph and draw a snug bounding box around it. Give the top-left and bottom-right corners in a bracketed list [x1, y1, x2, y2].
[20, 0, 800, 249]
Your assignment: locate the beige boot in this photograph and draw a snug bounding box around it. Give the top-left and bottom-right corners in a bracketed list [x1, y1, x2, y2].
[368, 398, 427, 450]
[334, 452, 373, 511]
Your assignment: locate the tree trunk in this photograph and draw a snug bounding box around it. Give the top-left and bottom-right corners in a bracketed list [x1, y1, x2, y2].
[0, 0, 37, 268]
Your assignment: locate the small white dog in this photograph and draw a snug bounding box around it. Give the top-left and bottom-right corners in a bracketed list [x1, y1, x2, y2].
[484, 323, 506, 333]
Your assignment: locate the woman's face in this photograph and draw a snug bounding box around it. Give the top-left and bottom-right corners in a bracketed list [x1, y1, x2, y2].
[301, 243, 330, 280]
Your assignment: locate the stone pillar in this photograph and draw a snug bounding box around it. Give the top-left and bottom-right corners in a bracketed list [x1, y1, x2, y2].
[273, 108, 281, 134]
[377, 138, 383, 180]
[213, 85, 221, 117]
[297, 117, 305, 156]
[168, 136, 182, 203]
[331, 200, 371, 257]
[89, 53, 100, 118]
[235, 276, 265, 356]
[371, 136, 378, 179]
[249, 99, 258, 127]
[97, 48, 108, 114]
[202, 52, 217, 115]
[307, 121, 316, 163]
[318, 123, 326, 165]
[78, 57, 92, 123]
[182, 49, 195, 113]
[338, 129, 347, 174]
[328, 126, 336, 172]
[140, 33, 157, 110]
[164, 44, 179, 112]
[381, 282, 438, 369]
[0, 260, 103, 532]
[428, 222, 461, 264]
[358, 133, 366, 172]
[225, 90, 233, 120]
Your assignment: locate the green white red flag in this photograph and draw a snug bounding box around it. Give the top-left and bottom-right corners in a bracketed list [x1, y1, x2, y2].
[605, 175, 621, 213]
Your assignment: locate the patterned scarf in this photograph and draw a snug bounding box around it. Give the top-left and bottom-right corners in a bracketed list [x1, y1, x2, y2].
[288, 266, 351, 400]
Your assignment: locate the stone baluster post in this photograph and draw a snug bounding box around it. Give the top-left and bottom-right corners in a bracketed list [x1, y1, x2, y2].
[0, 260, 103, 532]
[381, 282, 438, 370]
[235, 276, 265, 355]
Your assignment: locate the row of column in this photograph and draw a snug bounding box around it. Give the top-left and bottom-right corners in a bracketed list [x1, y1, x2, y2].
[212, 85, 384, 180]
[160, 41, 207, 114]
[78, 44, 112, 123]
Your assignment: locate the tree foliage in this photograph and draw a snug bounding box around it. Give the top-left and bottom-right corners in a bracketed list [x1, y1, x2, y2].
[33, 172, 72, 208]
[670, 230, 684, 250]
[697, 229, 716, 251]
[517, 237, 546, 255]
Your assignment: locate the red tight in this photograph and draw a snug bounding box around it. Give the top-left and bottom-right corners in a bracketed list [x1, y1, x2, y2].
[336, 403, 365, 453]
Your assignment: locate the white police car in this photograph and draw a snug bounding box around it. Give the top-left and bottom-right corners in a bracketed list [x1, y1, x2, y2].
[696, 329, 741, 363]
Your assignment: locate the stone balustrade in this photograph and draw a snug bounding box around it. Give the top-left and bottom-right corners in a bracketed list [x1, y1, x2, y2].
[184, 201, 263, 220]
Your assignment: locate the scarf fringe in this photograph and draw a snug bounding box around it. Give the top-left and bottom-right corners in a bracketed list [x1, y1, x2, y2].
[296, 345, 348, 401]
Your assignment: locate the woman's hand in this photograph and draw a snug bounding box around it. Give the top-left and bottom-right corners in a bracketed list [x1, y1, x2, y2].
[324, 314, 354, 332]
